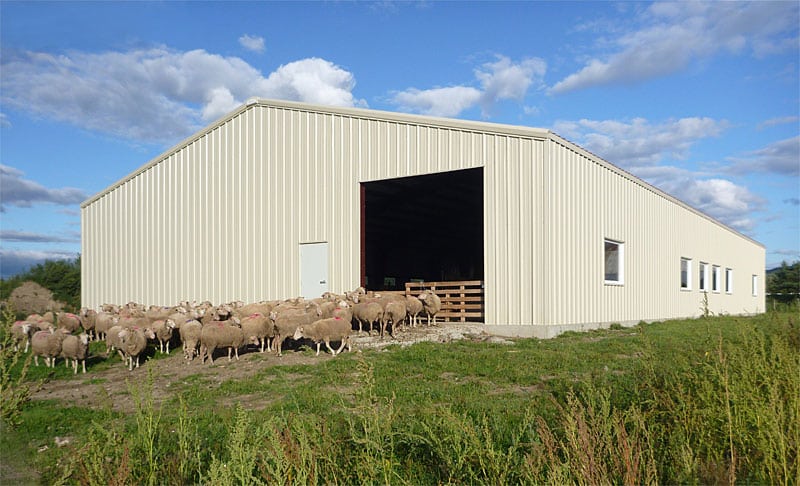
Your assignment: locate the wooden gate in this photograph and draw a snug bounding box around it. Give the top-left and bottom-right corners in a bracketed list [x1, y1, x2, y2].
[405, 280, 484, 323]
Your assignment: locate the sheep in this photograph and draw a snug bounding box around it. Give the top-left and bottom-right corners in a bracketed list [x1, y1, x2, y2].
[79, 308, 98, 340]
[60, 333, 90, 374]
[405, 295, 424, 327]
[293, 316, 352, 356]
[332, 301, 353, 324]
[10, 321, 33, 352]
[418, 291, 442, 326]
[351, 301, 383, 335]
[31, 328, 69, 367]
[270, 303, 321, 357]
[179, 319, 203, 361]
[199, 319, 245, 364]
[381, 300, 407, 339]
[151, 318, 177, 353]
[233, 301, 276, 320]
[26, 313, 56, 332]
[119, 327, 153, 371]
[56, 312, 82, 334]
[105, 325, 127, 362]
[94, 312, 118, 341]
[240, 313, 273, 353]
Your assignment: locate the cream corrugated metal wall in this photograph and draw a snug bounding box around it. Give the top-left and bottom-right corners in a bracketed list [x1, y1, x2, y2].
[539, 136, 765, 325]
[82, 99, 764, 327]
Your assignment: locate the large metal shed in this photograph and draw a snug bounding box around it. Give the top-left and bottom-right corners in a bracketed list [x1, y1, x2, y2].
[81, 99, 765, 337]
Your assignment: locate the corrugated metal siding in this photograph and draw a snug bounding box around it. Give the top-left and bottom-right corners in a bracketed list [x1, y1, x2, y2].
[82, 102, 539, 313]
[82, 99, 764, 326]
[540, 137, 765, 325]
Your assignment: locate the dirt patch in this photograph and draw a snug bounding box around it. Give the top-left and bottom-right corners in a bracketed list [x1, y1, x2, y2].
[31, 322, 490, 413]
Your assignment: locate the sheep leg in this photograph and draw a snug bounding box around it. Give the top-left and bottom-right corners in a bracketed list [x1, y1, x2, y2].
[316, 342, 322, 356]
[72, 360, 78, 375]
[334, 339, 346, 355]
[227, 347, 233, 362]
[325, 340, 337, 356]
[81, 359, 86, 374]
[34, 355, 39, 366]
[234, 346, 240, 361]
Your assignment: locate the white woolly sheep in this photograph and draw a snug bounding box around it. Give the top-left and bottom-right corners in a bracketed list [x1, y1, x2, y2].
[119, 327, 155, 371]
[94, 312, 118, 342]
[270, 304, 321, 357]
[293, 316, 352, 356]
[405, 295, 424, 327]
[31, 328, 69, 367]
[351, 301, 383, 335]
[57, 312, 82, 334]
[79, 308, 98, 340]
[10, 321, 33, 352]
[240, 313, 273, 353]
[179, 319, 203, 360]
[418, 291, 442, 326]
[381, 300, 407, 339]
[105, 325, 127, 362]
[60, 333, 90, 374]
[152, 318, 176, 353]
[200, 319, 245, 364]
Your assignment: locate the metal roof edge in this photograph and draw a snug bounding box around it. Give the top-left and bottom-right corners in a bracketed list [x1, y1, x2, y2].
[545, 132, 765, 249]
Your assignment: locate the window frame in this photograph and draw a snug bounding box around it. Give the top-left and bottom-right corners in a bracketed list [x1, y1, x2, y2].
[712, 265, 721, 293]
[699, 262, 709, 292]
[725, 268, 733, 294]
[680, 257, 692, 291]
[604, 239, 624, 286]
[752, 274, 758, 297]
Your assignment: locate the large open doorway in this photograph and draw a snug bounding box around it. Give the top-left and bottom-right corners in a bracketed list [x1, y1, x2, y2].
[361, 167, 484, 291]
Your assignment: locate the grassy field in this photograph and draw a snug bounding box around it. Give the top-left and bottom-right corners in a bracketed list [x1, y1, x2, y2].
[1, 310, 798, 485]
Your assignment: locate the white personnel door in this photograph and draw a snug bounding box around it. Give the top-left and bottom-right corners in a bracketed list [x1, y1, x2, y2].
[300, 242, 329, 299]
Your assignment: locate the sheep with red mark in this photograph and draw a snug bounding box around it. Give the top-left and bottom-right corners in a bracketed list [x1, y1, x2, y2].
[60, 333, 90, 374]
[199, 318, 245, 364]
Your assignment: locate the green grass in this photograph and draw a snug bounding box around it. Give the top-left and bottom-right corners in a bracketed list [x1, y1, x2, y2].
[2, 311, 798, 484]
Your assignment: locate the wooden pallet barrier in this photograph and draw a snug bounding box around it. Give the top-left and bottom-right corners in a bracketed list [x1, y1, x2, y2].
[405, 280, 484, 323]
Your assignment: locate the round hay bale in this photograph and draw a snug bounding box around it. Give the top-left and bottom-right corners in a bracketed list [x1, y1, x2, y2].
[8, 281, 63, 315]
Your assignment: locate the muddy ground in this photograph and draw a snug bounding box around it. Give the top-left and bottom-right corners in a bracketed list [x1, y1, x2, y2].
[31, 322, 508, 413]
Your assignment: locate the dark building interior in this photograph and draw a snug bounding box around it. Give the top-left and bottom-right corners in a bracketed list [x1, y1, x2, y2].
[361, 167, 483, 291]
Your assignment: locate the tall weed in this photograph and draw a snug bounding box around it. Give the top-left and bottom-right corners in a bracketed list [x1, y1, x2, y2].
[0, 306, 36, 427]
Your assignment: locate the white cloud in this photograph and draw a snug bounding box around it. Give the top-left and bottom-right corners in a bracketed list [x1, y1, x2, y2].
[258, 57, 364, 108]
[392, 86, 482, 117]
[667, 178, 765, 233]
[475, 56, 547, 115]
[728, 136, 800, 177]
[238, 34, 265, 53]
[0, 164, 88, 212]
[551, 117, 763, 233]
[552, 116, 728, 168]
[0, 48, 361, 143]
[758, 116, 799, 130]
[551, 2, 799, 93]
[0, 113, 9, 127]
[391, 55, 546, 117]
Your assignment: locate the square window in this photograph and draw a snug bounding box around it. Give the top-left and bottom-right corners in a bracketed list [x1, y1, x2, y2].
[604, 239, 624, 285]
[681, 258, 692, 290]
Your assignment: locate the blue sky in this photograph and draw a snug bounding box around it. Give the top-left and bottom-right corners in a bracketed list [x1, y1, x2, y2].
[1, 1, 798, 279]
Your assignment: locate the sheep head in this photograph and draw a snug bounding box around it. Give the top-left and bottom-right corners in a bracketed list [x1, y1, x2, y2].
[78, 333, 90, 345]
[166, 318, 176, 329]
[293, 326, 305, 341]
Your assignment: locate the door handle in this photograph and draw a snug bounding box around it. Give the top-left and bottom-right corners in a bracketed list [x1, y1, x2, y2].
[319, 280, 326, 284]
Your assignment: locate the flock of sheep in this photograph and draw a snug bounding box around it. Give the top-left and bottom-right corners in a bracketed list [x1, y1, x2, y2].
[8, 287, 443, 373]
